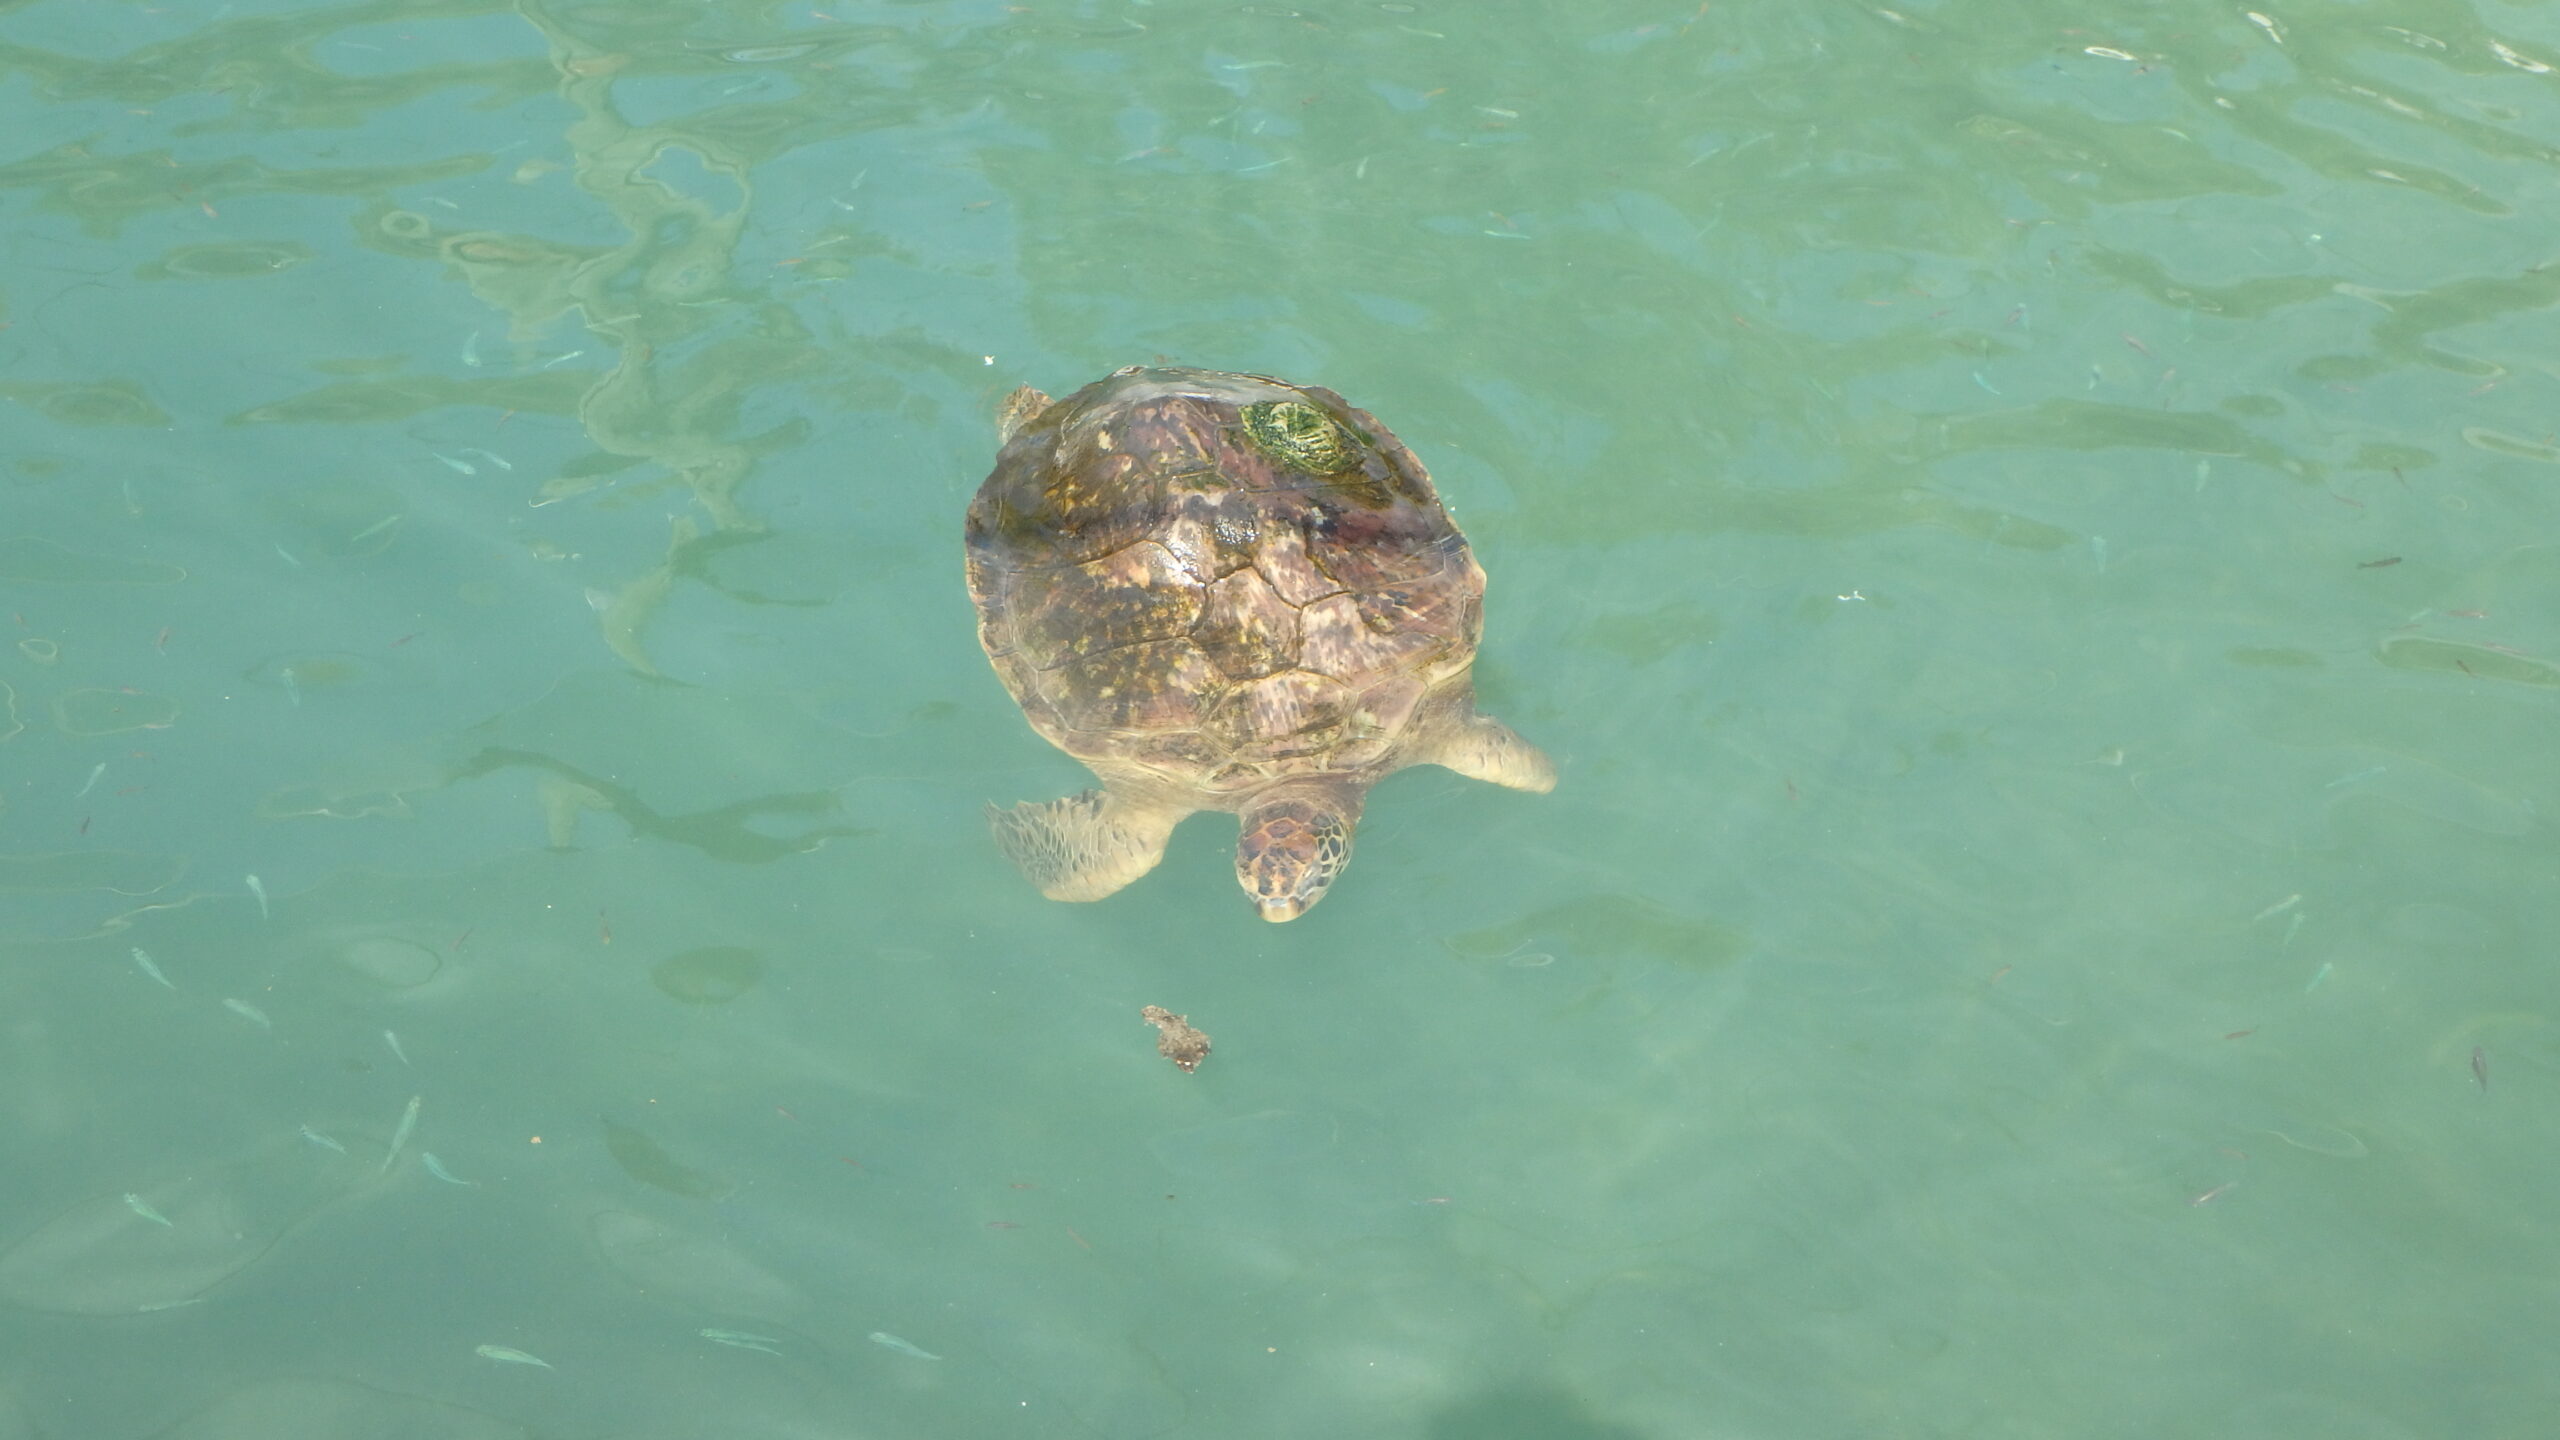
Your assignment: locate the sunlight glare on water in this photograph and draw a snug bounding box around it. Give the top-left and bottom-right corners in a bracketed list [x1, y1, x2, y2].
[2, 0, 2557, 1435]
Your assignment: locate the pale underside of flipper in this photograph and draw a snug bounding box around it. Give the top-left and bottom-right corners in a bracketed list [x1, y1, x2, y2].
[987, 788, 1183, 902]
[1421, 711, 1556, 794]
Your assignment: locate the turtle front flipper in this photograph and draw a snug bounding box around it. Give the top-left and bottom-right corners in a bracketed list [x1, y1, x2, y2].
[987, 788, 1181, 902]
[1423, 711, 1556, 794]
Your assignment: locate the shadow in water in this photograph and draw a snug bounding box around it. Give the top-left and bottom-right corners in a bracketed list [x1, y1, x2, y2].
[1424, 1382, 1653, 1440]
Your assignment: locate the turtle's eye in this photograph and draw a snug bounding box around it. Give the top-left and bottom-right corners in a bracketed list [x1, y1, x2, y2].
[1239, 400, 1357, 474]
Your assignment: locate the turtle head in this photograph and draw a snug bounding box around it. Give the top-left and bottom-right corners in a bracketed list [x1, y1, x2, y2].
[995, 385, 1052, 444]
[1236, 781, 1365, 922]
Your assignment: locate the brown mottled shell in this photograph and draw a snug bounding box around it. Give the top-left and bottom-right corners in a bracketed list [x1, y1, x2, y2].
[966, 367, 1483, 797]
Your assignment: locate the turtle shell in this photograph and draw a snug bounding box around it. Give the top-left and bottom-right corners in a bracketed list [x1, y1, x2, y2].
[966, 367, 1484, 796]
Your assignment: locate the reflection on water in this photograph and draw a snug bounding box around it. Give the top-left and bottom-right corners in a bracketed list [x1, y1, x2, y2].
[0, 1133, 383, 1316]
[3, 0, 2559, 1433]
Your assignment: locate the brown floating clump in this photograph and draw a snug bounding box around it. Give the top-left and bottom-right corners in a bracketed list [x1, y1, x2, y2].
[1141, 1005, 1210, 1073]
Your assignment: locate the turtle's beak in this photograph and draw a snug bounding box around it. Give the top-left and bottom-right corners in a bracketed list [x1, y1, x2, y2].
[1257, 894, 1309, 923]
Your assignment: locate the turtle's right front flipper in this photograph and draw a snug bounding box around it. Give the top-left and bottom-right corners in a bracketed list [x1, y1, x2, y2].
[987, 789, 1183, 901]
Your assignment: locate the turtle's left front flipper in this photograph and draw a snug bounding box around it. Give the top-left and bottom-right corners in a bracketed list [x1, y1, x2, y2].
[1421, 712, 1555, 794]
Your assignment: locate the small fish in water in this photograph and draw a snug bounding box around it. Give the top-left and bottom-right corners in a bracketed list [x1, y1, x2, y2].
[128, 948, 174, 989]
[246, 874, 269, 919]
[76, 762, 106, 797]
[421, 1151, 477, 1186]
[123, 1193, 174, 1227]
[384, 1029, 411, 1066]
[457, 447, 513, 471]
[474, 1344, 551, 1368]
[222, 998, 272, 1030]
[433, 453, 477, 475]
[2304, 961, 2334, 993]
[348, 514, 403, 544]
[300, 1125, 348, 1155]
[461, 331, 482, 367]
[868, 1331, 941, 1361]
[382, 1095, 422, 1173]
[2252, 894, 2302, 922]
[700, 1328, 784, 1355]
[2472, 1046, 2489, 1092]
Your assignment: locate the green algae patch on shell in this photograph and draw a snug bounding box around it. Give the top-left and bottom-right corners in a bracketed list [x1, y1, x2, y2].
[1239, 399, 1358, 474]
[650, 945, 764, 1004]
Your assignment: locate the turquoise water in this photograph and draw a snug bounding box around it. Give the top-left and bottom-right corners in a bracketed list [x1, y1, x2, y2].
[3, 0, 2557, 1434]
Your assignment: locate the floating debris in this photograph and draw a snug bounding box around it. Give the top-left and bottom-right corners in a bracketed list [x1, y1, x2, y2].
[1141, 1005, 1211, 1073]
[867, 1331, 941, 1361]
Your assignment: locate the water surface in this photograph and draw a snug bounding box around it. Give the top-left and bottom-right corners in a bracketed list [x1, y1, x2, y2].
[2, 0, 2556, 1435]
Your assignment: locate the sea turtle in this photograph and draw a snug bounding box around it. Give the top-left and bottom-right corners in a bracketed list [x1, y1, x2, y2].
[965, 366, 1552, 921]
